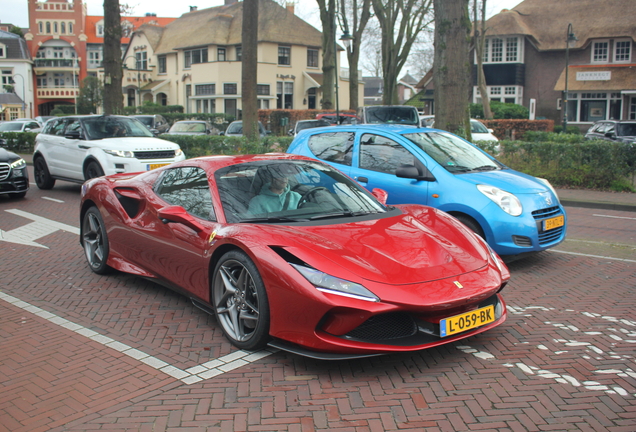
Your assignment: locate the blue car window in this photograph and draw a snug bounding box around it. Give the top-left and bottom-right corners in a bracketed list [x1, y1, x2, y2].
[307, 132, 354, 166]
[359, 134, 414, 175]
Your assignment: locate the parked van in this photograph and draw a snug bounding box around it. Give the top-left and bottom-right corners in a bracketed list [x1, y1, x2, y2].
[357, 105, 420, 127]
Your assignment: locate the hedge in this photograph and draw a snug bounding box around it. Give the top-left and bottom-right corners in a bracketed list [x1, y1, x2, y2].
[3, 130, 634, 191]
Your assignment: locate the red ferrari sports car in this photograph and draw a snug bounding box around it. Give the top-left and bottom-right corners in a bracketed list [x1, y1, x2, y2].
[80, 154, 509, 359]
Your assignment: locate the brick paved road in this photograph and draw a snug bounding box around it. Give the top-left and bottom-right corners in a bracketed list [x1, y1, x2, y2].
[1, 176, 634, 431]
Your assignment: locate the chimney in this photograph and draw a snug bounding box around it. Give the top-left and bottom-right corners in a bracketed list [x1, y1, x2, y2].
[189, 6, 198, 12]
[286, 2, 295, 14]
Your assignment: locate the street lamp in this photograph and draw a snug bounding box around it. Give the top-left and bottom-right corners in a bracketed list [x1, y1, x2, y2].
[562, 23, 578, 133]
[123, 55, 142, 109]
[10, 74, 25, 117]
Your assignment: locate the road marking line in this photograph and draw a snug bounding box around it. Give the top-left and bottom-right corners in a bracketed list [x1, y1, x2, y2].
[0, 291, 275, 385]
[42, 196, 64, 203]
[1, 209, 79, 248]
[549, 249, 636, 263]
[593, 214, 636, 221]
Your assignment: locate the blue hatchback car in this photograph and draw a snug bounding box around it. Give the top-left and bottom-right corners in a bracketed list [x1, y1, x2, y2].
[286, 125, 566, 257]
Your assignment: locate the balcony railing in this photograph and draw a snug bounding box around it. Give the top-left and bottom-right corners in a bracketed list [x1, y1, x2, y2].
[34, 59, 78, 68]
[37, 87, 79, 99]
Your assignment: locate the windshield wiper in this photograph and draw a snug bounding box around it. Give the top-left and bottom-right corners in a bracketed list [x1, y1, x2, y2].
[239, 216, 308, 223]
[308, 210, 383, 220]
[471, 165, 498, 172]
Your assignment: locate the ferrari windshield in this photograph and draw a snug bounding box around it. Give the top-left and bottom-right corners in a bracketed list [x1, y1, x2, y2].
[216, 160, 388, 223]
[82, 117, 154, 140]
[404, 131, 502, 173]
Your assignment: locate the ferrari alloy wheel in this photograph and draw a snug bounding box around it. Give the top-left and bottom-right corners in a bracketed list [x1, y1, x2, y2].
[212, 250, 270, 350]
[85, 161, 105, 180]
[82, 207, 111, 274]
[34, 157, 55, 190]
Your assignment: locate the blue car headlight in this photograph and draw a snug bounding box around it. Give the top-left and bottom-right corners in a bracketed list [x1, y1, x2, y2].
[290, 263, 380, 302]
[536, 177, 560, 203]
[477, 185, 523, 216]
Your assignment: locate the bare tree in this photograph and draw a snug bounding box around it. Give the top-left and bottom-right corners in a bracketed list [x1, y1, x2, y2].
[473, 0, 492, 119]
[433, 0, 471, 139]
[370, 0, 433, 105]
[242, 0, 259, 141]
[338, 0, 372, 111]
[316, 0, 337, 110]
[103, 0, 123, 114]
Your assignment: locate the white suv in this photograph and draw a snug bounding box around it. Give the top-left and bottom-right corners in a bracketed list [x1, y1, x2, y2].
[33, 115, 185, 189]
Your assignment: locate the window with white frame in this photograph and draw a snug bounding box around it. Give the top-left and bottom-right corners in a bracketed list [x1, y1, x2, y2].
[223, 83, 237, 95]
[135, 51, 147, 70]
[96, 22, 104, 37]
[278, 46, 291, 65]
[217, 47, 226, 61]
[0, 44, 5, 59]
[473, 85, 523, 105]
[592, 41, 609, 63]
[307, 48, 319, 68]
[482, 37, 521, 63]
[630, 97, 636, 120]
[614, 39, 631, 63]
[257, 84, 270, 95]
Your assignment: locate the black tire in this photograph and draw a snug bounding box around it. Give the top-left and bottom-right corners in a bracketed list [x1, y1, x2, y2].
[212, 250, 270, 350]
[454, 214, 486, 240]
[82, 207, 111, 274]
[34, 157, 56, 190]
[85, 161, 104, 180]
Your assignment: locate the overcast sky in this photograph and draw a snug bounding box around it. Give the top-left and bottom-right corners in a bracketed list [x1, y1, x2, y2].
[1, 0, 522, 30]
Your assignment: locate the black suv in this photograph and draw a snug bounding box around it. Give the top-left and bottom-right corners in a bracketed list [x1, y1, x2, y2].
[585, 120, 636, 143]
[131, 114, 170, 136]
[0, 147, 28, 199]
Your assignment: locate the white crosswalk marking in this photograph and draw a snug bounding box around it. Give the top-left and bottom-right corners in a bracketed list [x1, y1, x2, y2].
[0, 209, 80, 249]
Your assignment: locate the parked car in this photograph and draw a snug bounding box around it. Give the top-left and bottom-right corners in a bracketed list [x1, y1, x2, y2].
[35, 116, 56, 127]
[79, 154, 509, 358]
[131, 114, 171, 135]
[221, 120, 269, 137]
[166, 120, 219, 136]
[287, 124, 566, 257]
[0, 120, 42, 134]
[33, 115, 186, 190]
[585, 120, 636, 143]
[0, 147, 29, 199]
[288, 119, 331, 136]
[316, 112, 359, 125]
[422, 117, 499, 142]
[357, 105, 420, 126]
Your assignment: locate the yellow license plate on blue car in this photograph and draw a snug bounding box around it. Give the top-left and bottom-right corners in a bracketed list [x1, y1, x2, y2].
[543, 215, 564, 231]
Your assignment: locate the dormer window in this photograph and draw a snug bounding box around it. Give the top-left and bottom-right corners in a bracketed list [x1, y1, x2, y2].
[592, 41, 609, 63]
[96, 20, 104, 37]
[482, 36, 522, 63]
[0, 44, 5, 58]
[614, 39, 631, 63]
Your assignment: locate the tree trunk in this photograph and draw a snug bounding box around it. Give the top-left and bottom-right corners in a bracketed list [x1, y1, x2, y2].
[474, 0, 492, 119]
[340, 0, 372, 111]
[317, 0, 336, 110]
[433, 0, 471, 139]
[103, 0, 123, 115]
[242, 0, 259, 141]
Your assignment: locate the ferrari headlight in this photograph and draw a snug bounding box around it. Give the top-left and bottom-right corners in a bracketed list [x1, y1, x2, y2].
[536, 177, 560, 203]
[290, 263, 379, 302]
[474, 233, 502, 272]
[477, 185, 522, 216]
[104, 149, 134, 158]
[10, 158, 26, 169]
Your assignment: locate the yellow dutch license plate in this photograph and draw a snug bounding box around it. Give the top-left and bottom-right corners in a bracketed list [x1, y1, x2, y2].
[543, 214, 564, 231]
[440, 305, 495, 337]
[147, 163, 168, 171]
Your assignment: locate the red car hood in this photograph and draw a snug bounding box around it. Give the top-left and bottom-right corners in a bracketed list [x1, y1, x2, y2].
[267, 206, 487, 285]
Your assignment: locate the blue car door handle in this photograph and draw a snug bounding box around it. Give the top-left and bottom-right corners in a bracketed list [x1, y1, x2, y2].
[358, 177, 368, 183]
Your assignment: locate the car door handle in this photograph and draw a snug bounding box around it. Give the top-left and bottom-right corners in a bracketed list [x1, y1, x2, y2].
[357, 177, 368, 183]
[78, 145, 90, 149]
